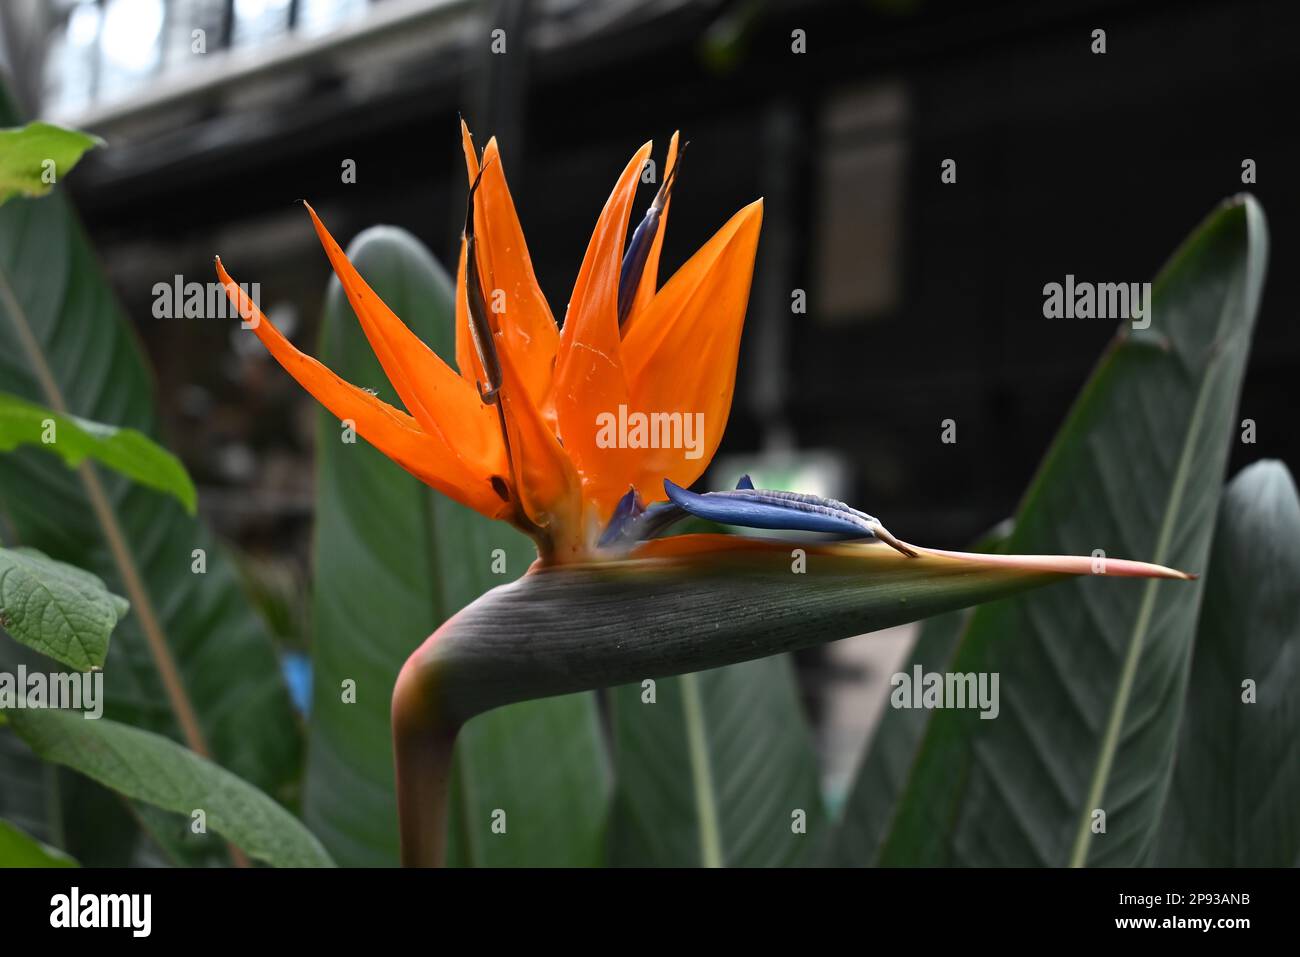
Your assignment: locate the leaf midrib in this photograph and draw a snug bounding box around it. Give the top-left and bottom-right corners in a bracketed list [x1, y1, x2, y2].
[1067, 294, 1228, 867]
[679, 671, 723, 867]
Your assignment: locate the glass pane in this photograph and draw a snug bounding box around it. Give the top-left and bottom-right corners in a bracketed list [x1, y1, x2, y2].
[231, 0, 293, 50]
[161, 0, 230, 71]
[43, 0, 101, 114]
[297, 0, 370, 38]
[99, 0, 166, 99]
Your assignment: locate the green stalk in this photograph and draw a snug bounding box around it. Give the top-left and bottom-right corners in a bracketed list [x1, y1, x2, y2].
[391, 639, 459, 868]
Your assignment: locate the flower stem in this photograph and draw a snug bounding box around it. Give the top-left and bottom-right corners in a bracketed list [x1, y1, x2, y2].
[391, 638, 460, 868]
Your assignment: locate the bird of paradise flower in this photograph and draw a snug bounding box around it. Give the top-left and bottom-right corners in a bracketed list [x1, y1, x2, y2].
[217, 122, 1190, 866]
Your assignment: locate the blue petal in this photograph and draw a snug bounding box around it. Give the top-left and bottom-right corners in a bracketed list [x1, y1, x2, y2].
[598, 487, 645, 548]
[611, 486, 645, 524]
[663, 479, 881, 539]
[617, 208, 661, 326]
[617, 145, 685, 327]
[735, 474, 755, 490]
[598, 488, 687, 549]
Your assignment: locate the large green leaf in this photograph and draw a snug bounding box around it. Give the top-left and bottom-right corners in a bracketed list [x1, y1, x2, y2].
[0, 122, 101, 205]
[0, 699, 53, 845]
[302, 225, 608, 867]
[3, 708, 331, 867]
[826, 527, 1007, 865]
[824, 608, 968, 866]
[445, 697, 609, 867]
[860, 196, 1267, 866]
[0, 546, 128, 670]
[0, 89, 300, 864]
[0, 391, 196, 513]
[1155, 460, 1300, 865]
[606, 656, 825, 866]
[0, 816, 77, 867]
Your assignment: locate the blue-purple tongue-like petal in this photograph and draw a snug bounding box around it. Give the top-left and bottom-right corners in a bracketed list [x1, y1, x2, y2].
[616, 143, 686, 328]
[617, 207, 662, 327]
[663, 479, 879, 535]
[661, 479, 918, 556]
[599, 476, 916, 556]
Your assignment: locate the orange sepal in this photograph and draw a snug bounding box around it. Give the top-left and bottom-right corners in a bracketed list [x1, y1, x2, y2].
[455, 122, 486, 388]
[471, 137, 560, 408]
[457, 120, 559, 408]
[496, 340, 586, 558]
[622, 199, 764, 498]
[216, 257, 508, 519]
[552, 141, 654, 520]
[453, 236, 487, 389]
[302, 203, 504, 479]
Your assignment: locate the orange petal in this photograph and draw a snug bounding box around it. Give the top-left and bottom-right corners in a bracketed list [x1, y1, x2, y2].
[496, 341, 585, 556]
[459, 116, 480, 182]
[302, 202, 503, 479]
[453, 236, 486, 388]
[622, 199, 763, 499]
[621, 130, 679, 336]
[456, 126, 559, 409]
[216, 258, 508, 519]
[456, 119, 486, 388]
[552, 141, 654, 520]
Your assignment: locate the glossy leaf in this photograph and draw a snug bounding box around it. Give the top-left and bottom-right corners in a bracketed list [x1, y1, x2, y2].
[607, 656, 825, 866]
[824, 608, 969, 866]
[0, 816, 77, 867]
[0, 122, 101, 205]
[445, 698, 609, 867]
[3, 709, 332, 868]
[825, 524, 1010, 865]
[303, 225, 608, 867]
[867, 196, 1267, 866]
[0, 86, 300, 864]
[0, 546, 127, 670]
[1155, 461, 1300, 865]
[0, 391, 196, 514]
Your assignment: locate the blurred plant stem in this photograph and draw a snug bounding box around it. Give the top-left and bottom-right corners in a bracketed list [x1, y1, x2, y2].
[391, 637, 458, 868]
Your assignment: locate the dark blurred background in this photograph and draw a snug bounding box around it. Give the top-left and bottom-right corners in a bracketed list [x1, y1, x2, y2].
[1, 0, 1293, 796]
